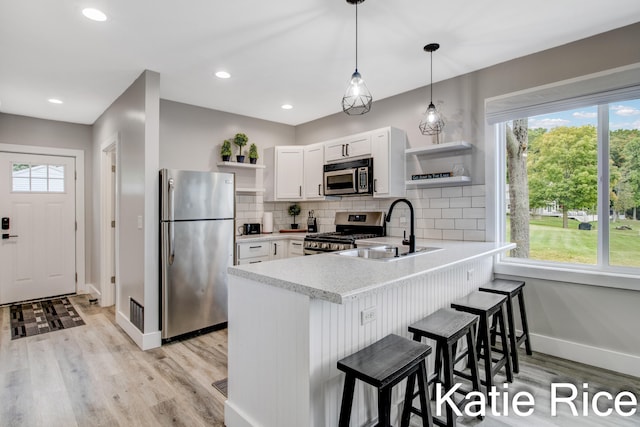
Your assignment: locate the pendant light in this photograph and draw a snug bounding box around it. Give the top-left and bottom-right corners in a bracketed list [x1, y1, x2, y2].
[342, 0, 372, 115]
[419, 43, 445, 141]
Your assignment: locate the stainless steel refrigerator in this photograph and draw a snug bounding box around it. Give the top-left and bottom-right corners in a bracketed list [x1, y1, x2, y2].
[160, 169, 235, 340]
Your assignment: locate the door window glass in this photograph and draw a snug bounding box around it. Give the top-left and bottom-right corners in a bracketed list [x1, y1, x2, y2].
[11, 163, 65, 193]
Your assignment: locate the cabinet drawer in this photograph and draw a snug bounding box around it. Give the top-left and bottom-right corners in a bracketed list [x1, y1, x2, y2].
[288, 239, 304, 256]
[237, 242, 270, 259]
[237, 255, 271, 265]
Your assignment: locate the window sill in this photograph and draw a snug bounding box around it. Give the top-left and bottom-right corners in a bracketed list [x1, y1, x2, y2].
[494, 260, 640, 292]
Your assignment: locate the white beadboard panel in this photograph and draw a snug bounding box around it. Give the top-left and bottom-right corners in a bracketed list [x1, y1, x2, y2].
[309, 257, 493, 426]
[228, 257, 493, 427]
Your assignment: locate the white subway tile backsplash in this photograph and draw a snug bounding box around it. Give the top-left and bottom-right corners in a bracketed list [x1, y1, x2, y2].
[424, 229, 443, 239]
[472, 196, 486, 208]
[450, 197, 472, 208]
[463, 184, 486, 197]
[442, 229, 463, 240]
[442, 187, 463, 198]
[423, 208, 442, 219]
[464, 230, 486, 241]
[421, 188, 442, 199]
[430, 198, 450, 209]
[463, 208, 486, 219]
[235, 183, 488, 242]
[455, 219, 477, 230]
[435, 219, 455, 229]
[442, 208, 463, 219]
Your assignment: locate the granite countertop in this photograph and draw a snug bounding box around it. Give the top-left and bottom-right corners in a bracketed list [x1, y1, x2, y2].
[228, 238, 515, 304]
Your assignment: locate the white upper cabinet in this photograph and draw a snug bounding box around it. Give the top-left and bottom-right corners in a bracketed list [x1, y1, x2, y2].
[371, 127, 406, 198]
[324, 132, 372, 162]
[304, 143, 325, 199]
[264, 146, 304, 201]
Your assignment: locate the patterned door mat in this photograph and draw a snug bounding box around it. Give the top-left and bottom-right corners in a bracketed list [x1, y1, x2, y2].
[10, 297, 85, 340]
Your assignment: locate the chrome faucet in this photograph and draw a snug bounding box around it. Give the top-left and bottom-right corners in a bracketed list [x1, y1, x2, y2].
[385, 198, 415, 254]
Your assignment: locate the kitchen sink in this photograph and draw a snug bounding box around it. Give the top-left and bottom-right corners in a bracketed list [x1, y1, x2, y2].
[334, 245, 442, 261]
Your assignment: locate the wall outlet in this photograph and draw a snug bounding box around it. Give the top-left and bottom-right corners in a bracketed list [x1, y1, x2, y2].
[467, 269, 474, 281]
[399, 216, 407, 224]
[361, 307, 377, 325]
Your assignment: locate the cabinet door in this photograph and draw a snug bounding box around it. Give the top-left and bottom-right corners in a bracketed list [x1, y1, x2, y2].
[269, 240, 287, 260]
[237, 241, 270, 259]
[325, 134, 372, 162]
[325, 139, 347, 162]
[371, 129, 390, 196]
[288, 239, 304, 257]
[343, 133, 371, 158]
[276, 147, 304, 199]
[237, 256, 270, 265]
[304, 143, 324, 199]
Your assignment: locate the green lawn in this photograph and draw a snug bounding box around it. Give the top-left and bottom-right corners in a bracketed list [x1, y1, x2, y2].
[506, 216, 640, 267]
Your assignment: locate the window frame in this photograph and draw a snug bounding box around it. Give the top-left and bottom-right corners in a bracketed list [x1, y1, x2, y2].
[486, 68, 640, 292]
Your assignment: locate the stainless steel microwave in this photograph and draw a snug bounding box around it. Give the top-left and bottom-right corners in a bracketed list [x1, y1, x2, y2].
[323, 158, 373, 196]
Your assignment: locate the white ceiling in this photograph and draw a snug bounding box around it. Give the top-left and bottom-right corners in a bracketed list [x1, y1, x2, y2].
[1, 1, 639, 126]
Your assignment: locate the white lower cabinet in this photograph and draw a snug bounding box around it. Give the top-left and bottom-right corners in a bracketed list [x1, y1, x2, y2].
[236, 238, 299, 264]
[236, 241, 270, 265]
[270, 240, 287, 260]
[288, 239, 304, 257]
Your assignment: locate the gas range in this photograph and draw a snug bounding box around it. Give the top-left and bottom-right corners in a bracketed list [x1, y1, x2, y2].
[303, 211, 386, 255]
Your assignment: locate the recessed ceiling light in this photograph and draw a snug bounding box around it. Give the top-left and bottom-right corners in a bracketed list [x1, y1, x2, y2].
[281, 104, 293, 110]
[48, 98, 63, 104]
[82, 8, 107, 22]
[215, 71, 231, 79]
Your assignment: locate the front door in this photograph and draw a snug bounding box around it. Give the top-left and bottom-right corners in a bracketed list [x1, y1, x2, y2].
[0, 152, 76, 304]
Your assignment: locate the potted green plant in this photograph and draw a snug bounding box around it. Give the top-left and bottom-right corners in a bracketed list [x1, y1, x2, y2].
[233, 133, 248, 163]
[248, 143, 259, 164]
[288, 203, 301, 229]
[221, 139, 232, 162]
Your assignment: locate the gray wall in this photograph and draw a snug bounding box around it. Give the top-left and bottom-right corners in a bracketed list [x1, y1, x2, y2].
[93, 70, 161, 334]
[0, 113, 93, 283]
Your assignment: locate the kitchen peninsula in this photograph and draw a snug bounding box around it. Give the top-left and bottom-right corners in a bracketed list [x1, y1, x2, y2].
[225, 239, 515, 427]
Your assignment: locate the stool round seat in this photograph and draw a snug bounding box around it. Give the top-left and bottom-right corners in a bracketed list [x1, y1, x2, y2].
[337, 334, 433, 427]
[479, 279, 532, 373]
[451, 291, 513, 393]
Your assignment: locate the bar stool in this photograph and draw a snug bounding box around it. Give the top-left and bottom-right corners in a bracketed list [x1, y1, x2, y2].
[337, 334, 433, 427]
[408, 308, 482, 427]
[451, 291, 513, 393]
[479, 279, 532, 373]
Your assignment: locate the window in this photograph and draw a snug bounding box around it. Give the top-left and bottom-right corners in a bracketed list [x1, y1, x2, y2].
[12, 163, 65, 193]
[498, 97, 640, 273]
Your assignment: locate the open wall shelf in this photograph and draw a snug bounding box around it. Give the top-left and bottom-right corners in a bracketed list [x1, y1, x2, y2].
[405, 140, 472, 156]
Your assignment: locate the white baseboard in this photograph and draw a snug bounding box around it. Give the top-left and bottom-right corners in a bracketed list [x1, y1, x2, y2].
[531, 333, 640, 378]
[115, 310, 161, 351]
[85, 282, 101, 298]
[225, 400, 260, 427]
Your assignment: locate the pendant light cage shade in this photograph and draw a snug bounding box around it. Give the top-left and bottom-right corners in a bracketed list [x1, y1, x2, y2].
[342, 0, 373, 115]
[419, 43, 445, 138]
[342, 70, 373, 115]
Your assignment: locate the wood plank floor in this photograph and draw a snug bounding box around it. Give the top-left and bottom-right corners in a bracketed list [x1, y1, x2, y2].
[1, 294, 639, 426]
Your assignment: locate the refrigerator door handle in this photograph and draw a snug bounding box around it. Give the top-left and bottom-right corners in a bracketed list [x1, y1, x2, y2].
[168, 178, 175, 265]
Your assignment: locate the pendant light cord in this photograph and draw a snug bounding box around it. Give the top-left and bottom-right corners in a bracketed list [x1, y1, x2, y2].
[355, 2, 359, 71]
[429, 50, 433, 103]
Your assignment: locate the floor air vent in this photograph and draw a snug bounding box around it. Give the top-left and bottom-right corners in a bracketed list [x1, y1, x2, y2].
[130, 298, 144, 332]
